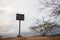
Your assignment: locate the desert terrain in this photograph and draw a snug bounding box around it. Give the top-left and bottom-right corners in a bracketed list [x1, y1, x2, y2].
[1, 36, 60, 40]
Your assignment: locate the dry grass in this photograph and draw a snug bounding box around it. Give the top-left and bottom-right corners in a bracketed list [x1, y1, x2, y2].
[1, 36, 60, 40]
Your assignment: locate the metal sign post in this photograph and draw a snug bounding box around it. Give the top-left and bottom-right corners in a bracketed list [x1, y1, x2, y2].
[16, 13, 24, 37]
[19, 20, 21, 36]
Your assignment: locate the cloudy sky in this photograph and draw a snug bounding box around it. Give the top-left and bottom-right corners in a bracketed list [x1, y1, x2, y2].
[0, 0, 39, 37]
[0, 0, 60, 37]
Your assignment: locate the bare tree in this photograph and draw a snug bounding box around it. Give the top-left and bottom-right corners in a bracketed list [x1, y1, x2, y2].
[29, 0, 60, 36]
[30, 18, 60, 35]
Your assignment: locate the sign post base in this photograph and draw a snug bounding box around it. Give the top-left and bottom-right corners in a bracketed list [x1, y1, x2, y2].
[17, 35, 22, 37]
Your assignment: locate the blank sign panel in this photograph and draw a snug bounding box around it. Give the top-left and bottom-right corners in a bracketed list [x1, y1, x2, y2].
[16, 14, 24, 20]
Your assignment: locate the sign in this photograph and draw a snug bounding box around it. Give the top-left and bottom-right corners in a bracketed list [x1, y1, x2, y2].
[16, 14, 24, 20]
[16, 13, 24, 37]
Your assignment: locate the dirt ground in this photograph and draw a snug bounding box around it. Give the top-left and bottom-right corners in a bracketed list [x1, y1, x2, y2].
[1, 36, 60, 40]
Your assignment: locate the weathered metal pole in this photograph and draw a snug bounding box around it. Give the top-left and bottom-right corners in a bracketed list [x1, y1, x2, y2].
[16, 13, 24, 37]
[19, 20, 21, 36]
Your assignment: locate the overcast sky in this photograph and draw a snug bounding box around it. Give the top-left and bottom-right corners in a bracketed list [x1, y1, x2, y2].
[0, 0, 60, 37]
[0, 0, 39, 36]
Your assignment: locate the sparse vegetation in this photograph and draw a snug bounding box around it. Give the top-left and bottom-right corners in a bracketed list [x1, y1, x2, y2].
[1, 36, 60, 40]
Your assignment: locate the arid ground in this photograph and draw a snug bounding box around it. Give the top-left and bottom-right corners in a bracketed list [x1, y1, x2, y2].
[1, 36, 60, 40]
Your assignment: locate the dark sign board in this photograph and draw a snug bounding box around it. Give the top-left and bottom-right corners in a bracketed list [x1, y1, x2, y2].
[16, 14, 24, 20]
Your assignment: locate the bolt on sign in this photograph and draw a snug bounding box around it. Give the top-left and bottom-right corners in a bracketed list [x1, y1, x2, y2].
[16, 14, 24, 20]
